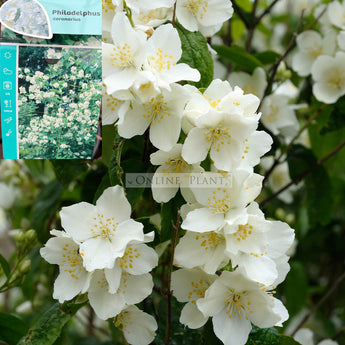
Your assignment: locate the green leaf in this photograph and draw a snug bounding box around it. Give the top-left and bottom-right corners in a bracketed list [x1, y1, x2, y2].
[287, 145, 334, 226]
[284, 261, 308, 317]
[175, 22, 214, 88]
[0, 313, 27, 345]
[24, 160, 55, 184]
[246, 326, 280, 345]
[214, 44, 263, 73]
[50, 160, 88, 186]
[0, 253, 10, 278]
[320, 95, 345, 135]
[30, 180, 63, 243]
[160, 191, 185, 242]
[279, 335, 302, 345]
[254, 51, 280, 65]
[18, 302, 84, 345]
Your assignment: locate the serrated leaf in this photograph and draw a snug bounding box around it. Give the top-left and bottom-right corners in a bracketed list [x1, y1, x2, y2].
[31, 180, 63, 243]
[176, 23, 214, 88]
[50, 160, 88, 186]
[18, 302, 83, 345]
[284, 261, 308, 317]
[246, 326, 280, 345]
[214, 44, 263, 73]
[0, 313, 27, 345]
[0, 253, 10, 278]
[279, 335, 302, 345]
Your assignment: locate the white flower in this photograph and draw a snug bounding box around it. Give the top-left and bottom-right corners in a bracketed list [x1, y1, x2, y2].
[260, 156, 297, 204]
[337, 31, 345, 51]
[181, 170, 263, 233]
[294, 328, 339, 345]
[182, 81, 266, 172]
[150, 144, 204, 203]
[174, 230, 228, 274]
[292, 30, 336, 77]
[114, 305, 158, 345]
[260, 94, 299, 141]
[176, 0, 234, 36]
[143, 23, 200, 92]
[0, 183, 16, 209]
[40, 230, 92, 303]
[223, 202, 294, 285]
[88, 269, 153, 320]
[311, 52, 345, 104]
[197, 269, 288, 345]
[59, 186, 146, 271]
[132, 7, 173, 28]
[103, 12, 149, 95]
[327, 1, 345, 30]
[228, 67, 267, 99]
[171, 268, 216, 329]
[117, 84, 189, 151]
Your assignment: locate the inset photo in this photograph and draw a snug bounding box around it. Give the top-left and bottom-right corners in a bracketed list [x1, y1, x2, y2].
[17, 45, 101, 159]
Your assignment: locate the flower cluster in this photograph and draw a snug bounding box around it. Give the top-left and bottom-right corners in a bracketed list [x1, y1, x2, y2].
[101, 2, 297, 344]
[291, 3, 345, 104]
[0, 0, 50, 38]
[40, 186, 158, 345]
[18, 47, 101, 158]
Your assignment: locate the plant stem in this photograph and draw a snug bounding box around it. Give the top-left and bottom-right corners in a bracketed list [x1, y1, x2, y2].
[254, 0, 281, 25]
[164, 211, 181, 345]
[262, 104, 327, 186]
[259, 10, 305, 109]
[172, 1, 177, 27]
[231, 0, 250, 28]
[260, 138, 345, 207]
[291, 271, 345, 337]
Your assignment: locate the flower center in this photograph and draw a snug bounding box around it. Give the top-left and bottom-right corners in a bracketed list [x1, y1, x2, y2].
[224, 289, 252, 320]
[264, 104, 279, 123]
[110, 44, 134, 68]
[61, 243, 83, 280]
[207, 188, 231, 214]
[327, 68, 345, 90]
[187, 279, 208, 303]
[91, 214, 119, 242]
[204, 123, 231, 152]
[114, 310, 132, 331]
[195, 231, 224, 250]
[119, 247, 141, 270]
[187, 0, 208, 19]
[143, 95, 171, 124]
[150, 47, 176, 72]
[102, 0, 115, 13]
[234, 223, 253, 242]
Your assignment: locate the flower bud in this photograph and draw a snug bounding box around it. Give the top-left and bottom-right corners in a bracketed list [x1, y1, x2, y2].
[14, 231, 26, 244]
[19, 259, 31, 274]
[25, 229, 37, 243]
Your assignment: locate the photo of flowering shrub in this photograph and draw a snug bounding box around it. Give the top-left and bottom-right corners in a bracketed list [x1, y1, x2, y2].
[17, 46, 101, 159]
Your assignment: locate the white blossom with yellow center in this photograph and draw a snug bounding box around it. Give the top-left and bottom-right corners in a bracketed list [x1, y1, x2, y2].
[117, 84, 189, 151]
[114, 305, 158, 345]
[103, 12, 149, 95]
[223, 202, 295, 285]
[171, 268, 216, 329]
[176, 0, 233, 36]
[40, 230, 92, 303]
[150, 143, 204, 203]
[59, 186, 146, 272]
[292, 30, 336, 77]
[197, 269, 288, 345]
[181, 170, 263, 233]
[311, 52, 345, 104]
[174, 230, 228, 274]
